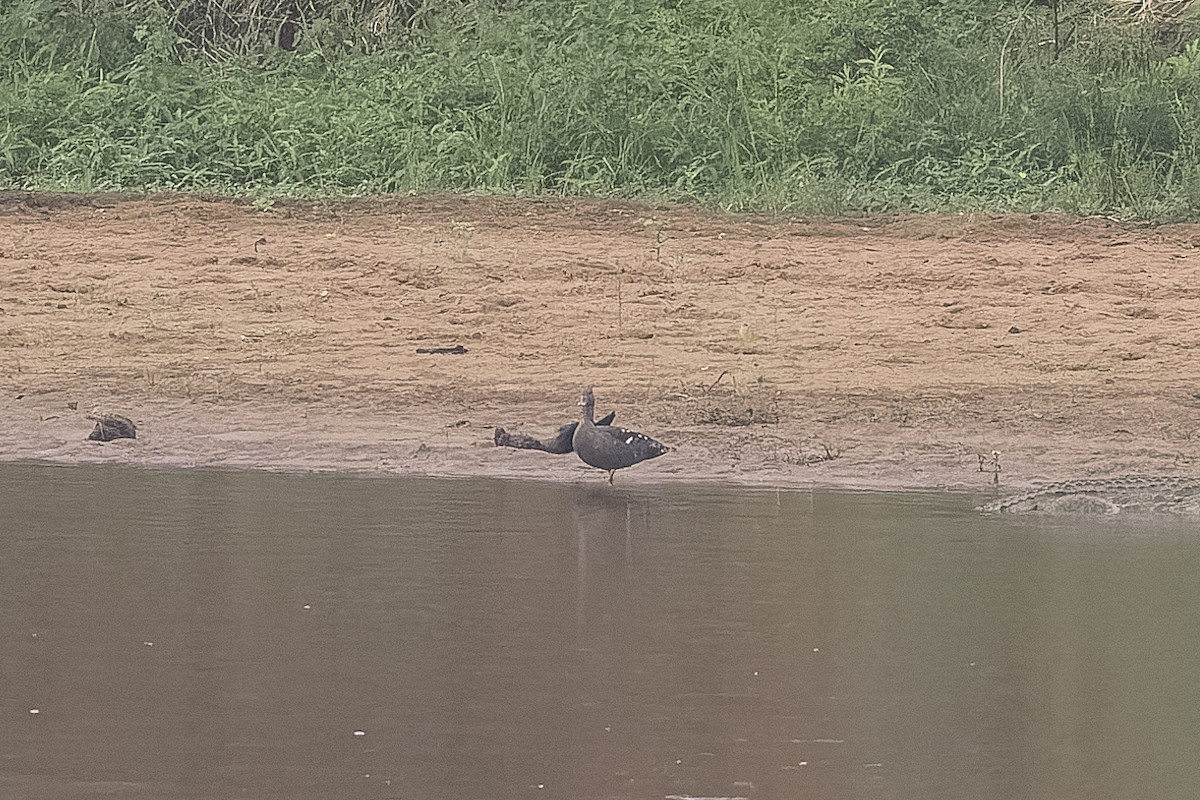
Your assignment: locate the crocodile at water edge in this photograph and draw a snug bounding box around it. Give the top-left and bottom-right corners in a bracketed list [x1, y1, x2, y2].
[978, 476, 1200, 515]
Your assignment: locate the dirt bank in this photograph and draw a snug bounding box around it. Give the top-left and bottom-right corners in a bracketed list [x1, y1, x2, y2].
[2, 193, 1200, 492]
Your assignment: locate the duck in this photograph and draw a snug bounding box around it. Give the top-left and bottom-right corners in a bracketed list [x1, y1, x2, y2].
[571, 387, 668, 484]
[494, 410, 617, 455]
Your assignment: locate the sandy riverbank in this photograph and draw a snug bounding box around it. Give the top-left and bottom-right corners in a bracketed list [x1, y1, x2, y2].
[3, 193, 1199, 491]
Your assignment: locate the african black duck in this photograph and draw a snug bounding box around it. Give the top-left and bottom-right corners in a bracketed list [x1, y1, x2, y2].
[494, 410, 616, 454]
[571, 387, 667, 483]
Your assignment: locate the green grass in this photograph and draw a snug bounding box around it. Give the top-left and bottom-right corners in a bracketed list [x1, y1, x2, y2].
[2, 0, 1200, 217]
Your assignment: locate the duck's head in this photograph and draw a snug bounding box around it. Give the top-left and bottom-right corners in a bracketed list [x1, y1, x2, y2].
[578, 386, 595, 408]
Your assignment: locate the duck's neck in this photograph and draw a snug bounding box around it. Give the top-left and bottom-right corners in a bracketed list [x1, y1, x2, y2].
[580, 396, 596, 427]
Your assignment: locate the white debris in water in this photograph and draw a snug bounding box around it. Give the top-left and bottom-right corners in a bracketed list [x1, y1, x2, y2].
[29, 709, 39, 715]
[813, 647, 820, 652]
[353, 730, 365, 737]
[143, 641, 153, 647]
[302, 605, 311, 610]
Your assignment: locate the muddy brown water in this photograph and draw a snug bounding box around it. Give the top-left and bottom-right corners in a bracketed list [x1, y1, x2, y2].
[3, 464, 1200, 800]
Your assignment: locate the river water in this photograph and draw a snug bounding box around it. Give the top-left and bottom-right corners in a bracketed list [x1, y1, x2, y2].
[2, 463, 1199, 800]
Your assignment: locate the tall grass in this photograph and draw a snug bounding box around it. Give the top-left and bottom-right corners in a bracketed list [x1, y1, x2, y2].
[2, 0, 1200, 217]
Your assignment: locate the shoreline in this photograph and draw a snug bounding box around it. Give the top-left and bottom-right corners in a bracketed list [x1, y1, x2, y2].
[1, 390, 1194, 496]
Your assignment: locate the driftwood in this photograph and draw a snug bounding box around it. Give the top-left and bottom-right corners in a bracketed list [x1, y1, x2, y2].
[87, 414, 137, 442]
[494, 410, 616, 455]
[415, 345, 467, 355]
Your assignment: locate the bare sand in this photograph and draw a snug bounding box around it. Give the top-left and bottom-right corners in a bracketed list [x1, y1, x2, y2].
[3, 192, 1200, 492]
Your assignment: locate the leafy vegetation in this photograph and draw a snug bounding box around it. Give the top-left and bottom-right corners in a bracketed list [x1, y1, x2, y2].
[2, 0, 1200, 217]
